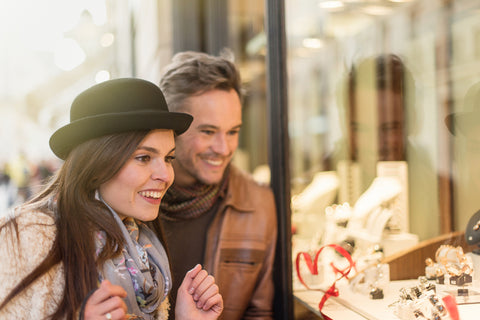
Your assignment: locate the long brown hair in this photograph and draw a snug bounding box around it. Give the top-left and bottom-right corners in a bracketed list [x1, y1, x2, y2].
[0, 130, 169, 319]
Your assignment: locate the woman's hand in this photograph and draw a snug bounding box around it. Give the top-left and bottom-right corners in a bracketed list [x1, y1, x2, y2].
[175, 264, 223, 320]
[83, 280, 128, 320]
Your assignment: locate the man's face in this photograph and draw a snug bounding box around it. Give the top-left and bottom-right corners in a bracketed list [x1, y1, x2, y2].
[173, 89, 242, 186]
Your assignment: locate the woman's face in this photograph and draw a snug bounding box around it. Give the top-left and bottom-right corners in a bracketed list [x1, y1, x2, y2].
[99, 129, 176, 221]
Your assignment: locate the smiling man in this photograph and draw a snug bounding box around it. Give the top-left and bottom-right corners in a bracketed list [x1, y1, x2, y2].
[156, 50, 277, 320]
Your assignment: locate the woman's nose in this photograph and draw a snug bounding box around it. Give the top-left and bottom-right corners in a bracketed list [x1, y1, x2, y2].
[151, 161, 173, 182]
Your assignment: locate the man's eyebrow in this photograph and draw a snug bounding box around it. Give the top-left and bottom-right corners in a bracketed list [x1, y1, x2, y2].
[197, 124, 219, 130]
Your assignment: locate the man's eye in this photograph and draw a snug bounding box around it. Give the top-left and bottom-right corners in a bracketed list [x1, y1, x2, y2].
[201, 130, 215, 135]
[228, 130, 240, 136]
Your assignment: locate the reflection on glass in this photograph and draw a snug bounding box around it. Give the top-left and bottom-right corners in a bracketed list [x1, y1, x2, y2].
[286, 0, 480, 260]
[449, 81, 480, 231]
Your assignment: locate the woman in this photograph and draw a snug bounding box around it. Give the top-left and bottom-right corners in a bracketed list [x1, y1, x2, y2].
[0, 78, 223, 320]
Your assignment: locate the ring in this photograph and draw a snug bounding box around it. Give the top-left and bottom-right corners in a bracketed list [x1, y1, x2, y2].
[105, 313, 112, 320]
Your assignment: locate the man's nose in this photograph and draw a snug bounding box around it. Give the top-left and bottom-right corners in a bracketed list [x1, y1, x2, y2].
[211, 134, 230, 156]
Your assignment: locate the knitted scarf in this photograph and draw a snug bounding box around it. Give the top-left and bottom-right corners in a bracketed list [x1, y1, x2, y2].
[96, 199, 171, 320]
[160, 168, 229, 221]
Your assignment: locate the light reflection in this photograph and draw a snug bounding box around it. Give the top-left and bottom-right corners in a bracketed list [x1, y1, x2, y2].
[318, 1, 345, 10]
[302, 38, 324, 49]
[95, 70, 111, 83]
[100, 33, 115, 47]
[361, 5, 393, 16]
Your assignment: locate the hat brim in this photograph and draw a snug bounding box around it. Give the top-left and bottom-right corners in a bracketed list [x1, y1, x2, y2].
[446, 81, 480, 138]
[445, 111, 480, 138]
[50, 110, 192, 159]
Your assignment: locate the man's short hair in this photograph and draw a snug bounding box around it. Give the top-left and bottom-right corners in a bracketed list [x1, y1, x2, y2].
[160, 49, 243, 112]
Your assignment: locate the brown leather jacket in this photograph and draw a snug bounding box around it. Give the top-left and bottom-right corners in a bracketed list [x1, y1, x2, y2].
[203, 165, 277, 320]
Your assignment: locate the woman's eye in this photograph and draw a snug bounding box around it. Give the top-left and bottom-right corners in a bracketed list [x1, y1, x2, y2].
[135, 155, 151, 162]
[165, 155, 176, 163]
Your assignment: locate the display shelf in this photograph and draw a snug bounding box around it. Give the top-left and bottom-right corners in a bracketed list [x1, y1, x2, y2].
[294, 280, 480, 319]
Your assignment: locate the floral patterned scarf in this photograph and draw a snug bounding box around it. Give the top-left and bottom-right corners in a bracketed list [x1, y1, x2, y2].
[96, 199, 171, 320]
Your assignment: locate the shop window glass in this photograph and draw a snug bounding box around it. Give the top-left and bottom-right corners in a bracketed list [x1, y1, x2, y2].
[286, 0, 480, 261]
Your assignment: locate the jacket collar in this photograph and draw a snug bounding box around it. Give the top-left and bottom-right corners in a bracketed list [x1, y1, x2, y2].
[222, 165, 256, 213]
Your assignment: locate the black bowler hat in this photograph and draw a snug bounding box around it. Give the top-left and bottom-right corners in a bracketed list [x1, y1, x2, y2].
[49, 78, 193, 159]
[445, 81, 480, 138]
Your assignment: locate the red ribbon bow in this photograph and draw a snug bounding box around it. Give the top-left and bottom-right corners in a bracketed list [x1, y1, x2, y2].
[295, 244, 355, 317]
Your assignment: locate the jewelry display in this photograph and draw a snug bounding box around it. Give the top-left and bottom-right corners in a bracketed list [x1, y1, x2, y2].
[390, 277, 459, 320]
[418, 276, 436, 293]
[293, 207, 480, 319]
[293, 181, 480, 319]
[424, 245, 473, 287]
[291, 171, 339, 240]
[369, 286, 384, 299]
[425, 258, 437, 280]
[321, 175, 419, 263]
[349, 258, 390, 299]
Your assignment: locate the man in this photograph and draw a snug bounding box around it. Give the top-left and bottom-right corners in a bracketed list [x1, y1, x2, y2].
[157, 50, 277, 320]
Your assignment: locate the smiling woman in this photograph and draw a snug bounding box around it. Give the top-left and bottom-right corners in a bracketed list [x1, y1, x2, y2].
[99, 130, 176, 222]
[0, 78, 225, 320]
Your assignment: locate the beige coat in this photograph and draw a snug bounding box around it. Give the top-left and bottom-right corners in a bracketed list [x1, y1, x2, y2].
[0, 210, 64, 319]
[0, 210, 169, 319]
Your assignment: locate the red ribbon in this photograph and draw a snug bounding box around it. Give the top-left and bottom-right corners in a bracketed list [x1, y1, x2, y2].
[442, 294, 459, 320]
[295, 244, 355, 315]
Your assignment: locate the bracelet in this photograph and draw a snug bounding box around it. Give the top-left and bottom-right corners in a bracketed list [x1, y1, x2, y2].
[78, 288, 97, 320]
